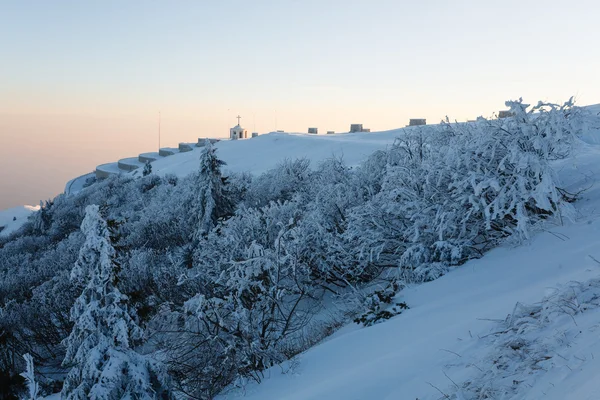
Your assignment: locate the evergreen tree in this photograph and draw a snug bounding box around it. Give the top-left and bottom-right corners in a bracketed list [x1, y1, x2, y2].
[192, 140, 234, 241]
[61, 205, 163, 400]
[142, 161, 152, 177]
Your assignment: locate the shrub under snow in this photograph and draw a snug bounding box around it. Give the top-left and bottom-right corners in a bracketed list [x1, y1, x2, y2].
[346, 98, 581, 283]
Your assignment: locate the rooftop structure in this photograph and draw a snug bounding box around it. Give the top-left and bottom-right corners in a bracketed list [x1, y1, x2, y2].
[409, 119, 426, 126]
[349, 124, 370, 133]
[230, 115, 248, 140]
[350, 124, 363, 133]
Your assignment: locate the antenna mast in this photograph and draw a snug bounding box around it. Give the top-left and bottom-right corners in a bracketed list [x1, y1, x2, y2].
[158, 111, 161, 150]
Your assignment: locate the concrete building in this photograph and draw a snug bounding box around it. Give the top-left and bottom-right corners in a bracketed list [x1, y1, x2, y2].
[178, 143, 194, 152]
[308, 127, 318, 134]
[350, 124, 363, 133]
[252, 132, 259, 138]
[327, 130, 335, 134]
[350, 124, 370, 133]
[159, 148, 178, 157]
[230, 115, 248, 140]
[409, 119, 426, 126]
[196, 138, 220, 147]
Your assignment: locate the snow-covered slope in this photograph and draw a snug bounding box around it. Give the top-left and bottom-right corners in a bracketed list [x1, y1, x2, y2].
[214, 130, 600, 398]
[151, 129, 407, 178]
[0, 205, 39, 237]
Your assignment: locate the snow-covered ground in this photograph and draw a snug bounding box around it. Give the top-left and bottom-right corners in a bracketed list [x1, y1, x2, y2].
[0, 205, 39, 237]
[151, 129, 407, 178]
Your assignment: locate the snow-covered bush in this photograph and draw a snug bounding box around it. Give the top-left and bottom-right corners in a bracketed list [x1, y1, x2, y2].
[161, 199, 322, 398]
[347, 98, 581, 283]
[244, 158, 312, 208]
[353, 280, 409, 327]
[446, 277, 600, 400]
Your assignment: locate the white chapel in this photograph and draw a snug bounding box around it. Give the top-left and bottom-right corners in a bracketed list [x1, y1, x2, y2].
[230, 115, 248, 140]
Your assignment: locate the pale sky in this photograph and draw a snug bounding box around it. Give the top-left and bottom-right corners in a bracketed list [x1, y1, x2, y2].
[1, 0, 599, 209]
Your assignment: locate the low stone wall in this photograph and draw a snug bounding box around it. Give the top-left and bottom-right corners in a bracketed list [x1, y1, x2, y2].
[139, 154, 158, 163]
[159, 148, 177, 157]
[117, 160, 140, 172]
[95, 164, 118, 179]
[196, 138, 221, 147]
[179, 143, 193, 152]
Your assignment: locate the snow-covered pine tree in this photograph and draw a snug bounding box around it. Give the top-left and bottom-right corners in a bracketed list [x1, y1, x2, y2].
[61, 205, 164, 400]
[191, 140, 234, 241]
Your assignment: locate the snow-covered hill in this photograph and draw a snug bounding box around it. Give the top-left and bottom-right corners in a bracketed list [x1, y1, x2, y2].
[150, 129, 407, 178]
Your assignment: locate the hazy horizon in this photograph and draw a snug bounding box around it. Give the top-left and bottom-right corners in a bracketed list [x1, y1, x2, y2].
[2, 0, 599, 210]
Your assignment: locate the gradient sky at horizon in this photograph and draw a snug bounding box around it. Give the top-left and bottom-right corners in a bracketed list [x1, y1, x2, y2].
[1, 0, 599, 209]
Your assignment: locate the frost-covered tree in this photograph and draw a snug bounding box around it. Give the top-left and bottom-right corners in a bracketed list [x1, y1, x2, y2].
[162, 200, 321, 397]
[61, 205, 164, 400]
[31, 199, 54, 234]
[244, 158, 312, 208]
[21, 353, 39, 400]
[142, 161, 152, 177]
[190, 140, 234, 241]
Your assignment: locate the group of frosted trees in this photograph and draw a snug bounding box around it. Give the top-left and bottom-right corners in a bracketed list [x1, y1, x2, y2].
[1, 99, 588, 399]
[53, 142, 232, 399]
